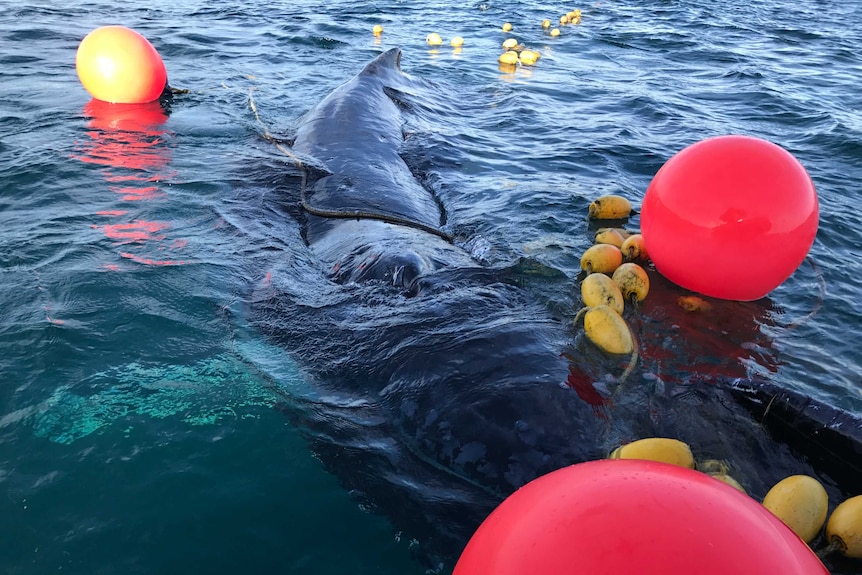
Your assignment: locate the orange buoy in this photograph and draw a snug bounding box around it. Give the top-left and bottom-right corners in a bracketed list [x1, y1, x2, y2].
[76, 26, 168, 104]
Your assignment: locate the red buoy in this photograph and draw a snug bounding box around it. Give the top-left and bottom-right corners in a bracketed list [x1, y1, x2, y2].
[455, 460, 829, 575]
[641, 135, 818, 301]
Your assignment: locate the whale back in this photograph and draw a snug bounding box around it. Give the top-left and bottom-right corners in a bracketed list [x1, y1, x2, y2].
[291, 47, 453, 287]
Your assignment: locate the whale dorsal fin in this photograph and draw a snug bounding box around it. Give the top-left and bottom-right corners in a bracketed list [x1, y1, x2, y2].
[360, 47, 402, 77]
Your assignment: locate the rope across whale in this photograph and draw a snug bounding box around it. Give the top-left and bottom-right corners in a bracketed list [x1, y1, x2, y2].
[250, 92, 455, 244]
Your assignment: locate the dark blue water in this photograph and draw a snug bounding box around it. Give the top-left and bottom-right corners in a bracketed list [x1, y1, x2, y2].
[2, 1, 861, 573]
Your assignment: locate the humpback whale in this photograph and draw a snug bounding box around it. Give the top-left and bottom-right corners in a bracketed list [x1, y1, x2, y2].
[252, 48, 862, 570]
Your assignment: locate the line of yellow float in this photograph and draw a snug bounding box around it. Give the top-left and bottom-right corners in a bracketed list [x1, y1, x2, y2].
[497, 9, 582, 70]
[610, 436, 862, 559]
[372, 8, 584, 72]
[574, 194, 645, 381]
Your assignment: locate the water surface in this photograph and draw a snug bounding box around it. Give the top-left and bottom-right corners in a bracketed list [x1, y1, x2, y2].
[2, 0, 861, 573]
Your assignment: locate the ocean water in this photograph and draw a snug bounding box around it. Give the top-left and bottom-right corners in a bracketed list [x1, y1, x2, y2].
[2, 0, 861, 573]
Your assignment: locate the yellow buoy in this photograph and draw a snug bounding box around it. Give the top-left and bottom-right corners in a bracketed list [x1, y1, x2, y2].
[594, 228, 629, 248]
[580, 244, 623, 275]
[588, 194, 633, 219]
[581, 305, 634, 355]
[762, 475, 829, 543]
[699, 460, 747, 493]
[710, 473, 747, 493]
[450, 36, 464, 47]
[518, 49, 540, 66]
[677, 295, 712, 312]
[621, 233, 648, 261]
[502, 37, 518, 50]
[498, 51, 519, 66]
[502, 22, 513, 32]
[372, 24, 384, 36]
[612, 262, 650, 302]
[610, 437, 695, 468]
[542, 19, 551, 29]
[581, 273, 624, 315]
[426, 32, 443, 46]
[826, 495, 862, 558]
[550, 28, 561, 37]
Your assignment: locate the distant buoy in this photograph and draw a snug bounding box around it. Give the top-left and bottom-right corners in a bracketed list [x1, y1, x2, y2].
[426, 32, 443, 46]
[550, 28, 561, 37]
[450, 36, 464, 47]
[498, 51, 519, 66]
[502, 22, 513, 32]
[519, 49, 540, 65]
[76, 26, 167, 104]
[502, 38, 518, 50]
[373, 24, 384, 36]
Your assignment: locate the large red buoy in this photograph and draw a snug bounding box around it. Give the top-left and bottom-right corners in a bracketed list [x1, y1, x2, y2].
[640, 135, 818, 301]
[454, 460, 829, 575]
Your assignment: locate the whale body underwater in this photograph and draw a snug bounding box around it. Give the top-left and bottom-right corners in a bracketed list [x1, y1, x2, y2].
[250, 48, 862, 569]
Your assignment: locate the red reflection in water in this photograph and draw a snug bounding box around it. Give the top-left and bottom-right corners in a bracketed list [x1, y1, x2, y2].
[110, 185, 165, 201]
[84, 98, 171, 133]
[92, 219, 170, 243]
[564, 272, 779, 423]
[74, 99, 172, 173]
[634, 272, 779, 385]
[74, 97, 189, 270]
[120, 252, 188, 266]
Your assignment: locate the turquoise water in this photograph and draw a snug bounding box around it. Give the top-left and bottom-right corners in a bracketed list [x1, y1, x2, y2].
[2, 0, 862, 573]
